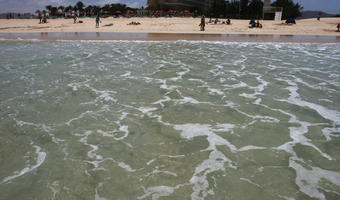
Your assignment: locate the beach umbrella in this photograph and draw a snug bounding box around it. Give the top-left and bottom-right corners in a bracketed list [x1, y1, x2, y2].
[183, 10, 189, 13]
[115, 11, 121, 14]
[103, 11, 110, 14]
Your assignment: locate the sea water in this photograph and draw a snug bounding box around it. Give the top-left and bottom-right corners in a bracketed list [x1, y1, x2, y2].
[0, 40, 339, 200]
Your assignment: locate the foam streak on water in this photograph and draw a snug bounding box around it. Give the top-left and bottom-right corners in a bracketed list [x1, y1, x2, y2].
[0, 41, 339, 200]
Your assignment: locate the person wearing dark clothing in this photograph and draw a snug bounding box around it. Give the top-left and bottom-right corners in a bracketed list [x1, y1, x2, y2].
[96, 15, 100, 28]
[256, 20, 262, 28]
[200, 15, 205, 31]
[38, 12, 42, 24]
[285, 18, 296, 24]
[249, 19, 256, 28]
[73, 15, 77, 23]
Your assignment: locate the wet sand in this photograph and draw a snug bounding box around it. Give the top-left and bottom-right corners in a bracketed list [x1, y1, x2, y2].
[0, 32, 339, 43]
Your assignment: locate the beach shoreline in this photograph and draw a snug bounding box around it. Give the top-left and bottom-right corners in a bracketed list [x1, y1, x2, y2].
[1, 17, 339, 36]
[1, 32, 340, 43]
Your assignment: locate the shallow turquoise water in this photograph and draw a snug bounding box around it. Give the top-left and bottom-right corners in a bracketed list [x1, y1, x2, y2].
[0, 40, 339, 200]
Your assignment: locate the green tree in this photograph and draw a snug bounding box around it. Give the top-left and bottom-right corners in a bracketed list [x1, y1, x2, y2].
[272, 0, 303, 19]
[45, 5, 52, 13]
[147, 0, 161, 10]
[225, 0, 241, 18]
[76, 1, 85, 12]
[248, 0, 263, 18]
[65, 5, 73, 13]
[92, 5, 101, 15]
[50, 6, 58, 16]
[240, 0, 249, 18]
[85, 5, 93, 16]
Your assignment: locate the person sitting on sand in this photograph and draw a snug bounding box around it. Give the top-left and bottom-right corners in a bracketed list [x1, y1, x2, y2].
[96, 15, 100, 28]
[226, 18, 231, 25]
[199, 15, 205, 31]
[256, 20, 262, 28]
[337, 23, 340, 32]
[42, 11, 47, 23]
[285, 18, 296, 25]
[127, 21, 141, 25]
[249, 19, 256, 28]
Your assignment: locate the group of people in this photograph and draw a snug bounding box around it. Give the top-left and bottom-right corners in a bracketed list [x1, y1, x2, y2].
[127, 21, 141, 25]
[199, 16, 232, 31]
[249, 19, 262, 28]
[207, 17, 231, 25]
[200, 16, 264, 31]
[6, 13, 15, 19]
[285, 18, 296, 24]
[38, 11, 49, 24]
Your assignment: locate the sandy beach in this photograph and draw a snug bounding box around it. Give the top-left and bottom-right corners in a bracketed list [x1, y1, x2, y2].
[0, 17, 339, 36]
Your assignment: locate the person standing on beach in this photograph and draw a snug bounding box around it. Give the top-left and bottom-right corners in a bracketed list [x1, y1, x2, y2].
[73, 14, 77, 23]
[96, 15, 100, 28]
[200, 15, 205, 31]
[38, 11, 42, 24]
[72, 11, 77, 23]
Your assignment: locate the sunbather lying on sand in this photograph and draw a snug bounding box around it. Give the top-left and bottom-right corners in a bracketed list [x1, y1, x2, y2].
[127, 21, 141, 25]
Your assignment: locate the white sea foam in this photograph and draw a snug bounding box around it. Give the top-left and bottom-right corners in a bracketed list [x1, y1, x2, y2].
[49, 181, 59, 200]
[95, 182, 107, 200]
[240, 178, 262, 188]
[146, 159, 156, 166]
[138, 186, 175, 200]
[276, 78, 340, 124]
[66, 110, 93, 126]
[1, 144, 46, 184]
[239, 74, 269, 100]
[235, 108, 280, 123]
[276, 110, 332, 160]
[146, 169, 178, 177]
[290, 159, 340, 200]
[321, 127, 340, 141]
[174, 123, 239, 199]
[118, 162, 137, 172]
[138, 107, 158, 114]
[238, 145, 266, 151]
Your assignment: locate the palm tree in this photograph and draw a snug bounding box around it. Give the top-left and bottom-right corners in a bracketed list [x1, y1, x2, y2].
[50, 6, 58, 16]
[45, 5, 52, 13]
[65, 5, 73, 15]
[147, 0, 161, 10]
[76, 1, 85, 14]
[66, 5, 72, 11]
[248, 0, 263, 19]
[92, 6, 101, 15]
[85, 5, 93, 16]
